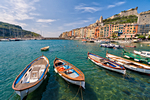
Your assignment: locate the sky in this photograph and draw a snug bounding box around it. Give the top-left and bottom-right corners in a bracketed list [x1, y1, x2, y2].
[0, 0, 150, 37]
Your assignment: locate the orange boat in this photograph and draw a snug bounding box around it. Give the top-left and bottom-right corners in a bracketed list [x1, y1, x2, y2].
[125, 45, 136, 48]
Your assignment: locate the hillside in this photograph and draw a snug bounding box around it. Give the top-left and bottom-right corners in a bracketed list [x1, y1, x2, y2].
[0, 22, 41, 38]
[103, 15, 138, 24]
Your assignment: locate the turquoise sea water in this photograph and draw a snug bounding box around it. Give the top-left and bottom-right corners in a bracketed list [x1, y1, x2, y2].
[0, 40, 150, 100]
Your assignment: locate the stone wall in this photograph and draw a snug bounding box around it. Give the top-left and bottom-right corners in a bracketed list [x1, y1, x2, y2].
[108, 7, 138, 19]
[137, 11, 150, 24]
[119, 9, 138, 17]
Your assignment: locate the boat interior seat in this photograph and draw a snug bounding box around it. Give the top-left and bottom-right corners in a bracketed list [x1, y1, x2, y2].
[30, 71, 39, 83]
[99, 59, 108, 63]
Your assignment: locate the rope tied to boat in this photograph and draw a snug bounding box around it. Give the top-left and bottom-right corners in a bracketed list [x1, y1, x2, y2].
[72, 82, 83, 100]
[8, 91, 15, 100]
[72, 86, 80, 100]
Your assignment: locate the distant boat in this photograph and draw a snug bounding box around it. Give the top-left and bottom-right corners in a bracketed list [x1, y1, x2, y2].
[88, 52, 126, 74]
[125, 45, 136, 48]
[106, 53, 150, 74]
[100, 43, 123, 49]
[9, 38, 16, 41]
[12, 55, 50, 100]
[82, 39, 87, 43]
[41, 46, 49, 51]
[86, 39, 95, 43]
[53, 57, 85, 89]
[147, 44, 150, 46]
[100, 43, 114, 48]
[134, 50, 150, 58]
[132, 39, 139, 43]
[0, 39, 9, 41]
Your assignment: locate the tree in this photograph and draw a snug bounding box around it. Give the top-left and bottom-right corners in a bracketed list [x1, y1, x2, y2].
[138, 35, 145, 39]
[148, 35, 150, 39]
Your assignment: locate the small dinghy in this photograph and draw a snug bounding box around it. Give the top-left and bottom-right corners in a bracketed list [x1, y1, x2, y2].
[53, 57, 85, 89]
[106, 53, 150, 74]
[41, 46, 49, 51]
[88, 52, 126, 74]
[12, 55, 50, 100]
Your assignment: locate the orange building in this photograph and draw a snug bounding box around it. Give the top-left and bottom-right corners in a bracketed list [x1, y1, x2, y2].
[95, 26, 100, 38]
[68, 31, 72, 37]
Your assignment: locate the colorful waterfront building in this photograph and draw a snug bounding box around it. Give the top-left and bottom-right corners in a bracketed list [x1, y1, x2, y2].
[118, 23, 138, 38]
[83, 27, 87, 38]
[103, 24, 110, 38]
[68, 31, 72, 37]
[99, 27, 104, 38]
[95, 26, 100, 38]
[80, 27, 84, 38]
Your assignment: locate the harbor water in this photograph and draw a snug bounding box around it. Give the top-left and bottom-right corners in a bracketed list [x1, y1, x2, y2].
[0, 40, 150, 100]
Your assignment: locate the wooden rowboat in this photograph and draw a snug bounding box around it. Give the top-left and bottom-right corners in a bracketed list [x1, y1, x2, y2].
[53, 58, 85, 89]
[88, 52, 126, 74]
[12, 55, 50, 100]
[41, 46, 49, 51]
[106, 53, 150, 74]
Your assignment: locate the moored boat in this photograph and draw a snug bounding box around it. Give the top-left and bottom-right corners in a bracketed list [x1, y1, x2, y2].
[82, 39, 87, 43]
[106, 53, 150, 74]
[123, 50, 150, 64]
[12, 55, 50, 100]
[100, 43, 123, 49]
[134, 50, 150, 58]
[53, 57, 85, 89]
[88, 52, 126, 74]
[41, 46, 49, 51]
[125, 45, 136, 48]
[0, 38, 9, 41]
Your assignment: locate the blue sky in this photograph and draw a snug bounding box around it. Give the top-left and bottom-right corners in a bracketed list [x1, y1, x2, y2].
[0, 0, 150, 37]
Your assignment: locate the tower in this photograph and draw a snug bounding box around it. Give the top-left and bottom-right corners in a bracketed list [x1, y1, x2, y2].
[100, 16, 103, 23]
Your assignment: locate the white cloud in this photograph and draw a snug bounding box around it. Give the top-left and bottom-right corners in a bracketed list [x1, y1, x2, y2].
[107, 1, 125, 8]
[29, 13, 40, 16]
[75, 3, 102, 13]
[37, 19, 56, 23]
[0, 0, 40, 26]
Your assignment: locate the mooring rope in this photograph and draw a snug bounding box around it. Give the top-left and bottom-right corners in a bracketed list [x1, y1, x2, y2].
[8, 91, 15, 100]
[80, 87, 83, 100]
[72, 86, 80, 100]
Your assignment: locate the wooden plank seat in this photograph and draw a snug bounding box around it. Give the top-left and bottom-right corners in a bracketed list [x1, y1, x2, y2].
[59, 68, 73, 73]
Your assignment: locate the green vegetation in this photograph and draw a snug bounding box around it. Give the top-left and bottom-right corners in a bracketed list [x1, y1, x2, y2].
[138, 35, 145, 39]
[0, 21, 41, 38]
[103, 15, 138, 25]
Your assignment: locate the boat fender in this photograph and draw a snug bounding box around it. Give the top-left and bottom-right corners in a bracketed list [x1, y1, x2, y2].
[44, 75, 47, 79]
[58, 67, 65, 71]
